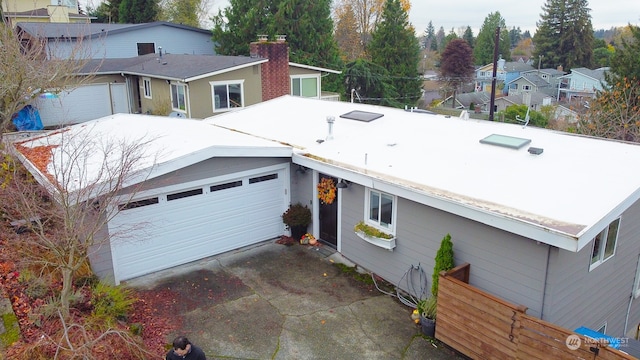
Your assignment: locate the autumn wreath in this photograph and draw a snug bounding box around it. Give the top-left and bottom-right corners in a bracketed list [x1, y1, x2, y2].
[317, 177, 336, 204]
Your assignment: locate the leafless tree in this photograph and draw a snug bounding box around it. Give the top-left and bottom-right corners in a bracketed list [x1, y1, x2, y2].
[0, 22, 94, 141]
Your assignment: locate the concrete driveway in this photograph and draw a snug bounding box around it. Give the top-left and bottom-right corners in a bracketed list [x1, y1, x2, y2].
[125, 240, 466, 359]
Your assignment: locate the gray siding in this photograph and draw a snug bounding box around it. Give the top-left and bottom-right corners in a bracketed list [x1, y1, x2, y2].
[289, 164, 314, 208]
[124, 157, 289, 195]
[340, 184, 548, 318]
[88, 215, 116, 285]
[54, 27, 214, 59]
[544, 198, 640, 336]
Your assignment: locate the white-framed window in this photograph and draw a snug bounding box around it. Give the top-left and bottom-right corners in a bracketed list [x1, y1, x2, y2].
[142, 77, 152, 99]
[171, 82, 186, 111]
[365, 188, 396, 234]
[210, 80, 244, 112]
[589, 218, 620, 271]
[291, 75, 319, 98]
[633, 255, 640, 298]
[523, 85, 531, 91]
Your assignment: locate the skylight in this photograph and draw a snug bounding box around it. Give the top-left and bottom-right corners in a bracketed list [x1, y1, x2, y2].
[340, 110, 384, 122]
[480, 134, 531, 149]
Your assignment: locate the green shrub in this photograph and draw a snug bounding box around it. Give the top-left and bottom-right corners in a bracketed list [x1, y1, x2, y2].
[91, 282, 135, 324]
[432, 233, 454, 297]
[0, 312, 20, 347]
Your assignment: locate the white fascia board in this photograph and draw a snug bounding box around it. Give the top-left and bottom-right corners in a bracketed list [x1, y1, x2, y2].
[121, 71, 180, 82]
[185, 60, 268, 82]
[293, 153, 584, 252]
[289, 62, 342, 74]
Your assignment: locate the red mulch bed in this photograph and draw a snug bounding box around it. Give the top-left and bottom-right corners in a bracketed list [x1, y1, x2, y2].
[0, 234, 178, 359]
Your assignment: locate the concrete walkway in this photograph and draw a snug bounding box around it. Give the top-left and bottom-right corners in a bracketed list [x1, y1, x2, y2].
[126, 240, 466, 359]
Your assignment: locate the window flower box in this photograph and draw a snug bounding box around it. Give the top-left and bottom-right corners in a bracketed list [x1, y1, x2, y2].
[354, 221, 396, 251]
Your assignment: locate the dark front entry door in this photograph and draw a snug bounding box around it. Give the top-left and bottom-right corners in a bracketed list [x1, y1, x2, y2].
[318, 174, 338, 248]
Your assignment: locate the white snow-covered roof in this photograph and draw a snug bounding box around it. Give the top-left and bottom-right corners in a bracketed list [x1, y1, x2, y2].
[12, 114, 291, 198]
[206, 95, 640, 252]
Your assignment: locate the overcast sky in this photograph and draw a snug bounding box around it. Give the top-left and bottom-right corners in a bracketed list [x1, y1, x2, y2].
[208, 0, 640, 35]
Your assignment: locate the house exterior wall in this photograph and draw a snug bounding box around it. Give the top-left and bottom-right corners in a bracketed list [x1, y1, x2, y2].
[338, 183, 549, 318]
[121, 157, 290, 195]
[189, 65, 262, 119]
[567, 72, 603, 92]
[508, 79, 537, 95]
[50, 26, 214, 59]
[543, 198, 640, 336]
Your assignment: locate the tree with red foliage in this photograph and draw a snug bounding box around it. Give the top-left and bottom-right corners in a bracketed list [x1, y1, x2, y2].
[439, 38, 475, 109]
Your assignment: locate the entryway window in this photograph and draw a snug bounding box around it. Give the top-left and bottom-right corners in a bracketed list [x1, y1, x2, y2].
[589, 218, 620, 271]
[633, 255, 640, 298]
[365, 189, 395, 233]
[210, 80, 244, 112]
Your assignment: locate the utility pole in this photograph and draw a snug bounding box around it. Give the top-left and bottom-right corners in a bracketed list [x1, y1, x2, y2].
[489, 27, 500, 121]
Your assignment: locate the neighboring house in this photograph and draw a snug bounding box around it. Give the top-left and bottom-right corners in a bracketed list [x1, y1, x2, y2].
[557, 67, 609, 101]
[494, 92, 554, 112]
[2, 0, 93, 25]
[16, 21, 214, 60]
[475, 58, 534, 93]
[14, 95, 640, 339]
[439, 92, 490, 110]
[521, 67, 565, 90]
[34, 39, 341, 126]
[506, 74, 555, 97]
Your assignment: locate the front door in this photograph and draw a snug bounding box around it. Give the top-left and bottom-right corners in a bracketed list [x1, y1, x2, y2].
[318, 174, 338, 248]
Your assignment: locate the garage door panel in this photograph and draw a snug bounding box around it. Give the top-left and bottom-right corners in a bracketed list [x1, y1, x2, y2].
[110, 169, 286, 282]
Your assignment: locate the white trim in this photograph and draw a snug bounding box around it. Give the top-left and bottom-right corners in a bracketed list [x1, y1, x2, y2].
[289, 62, 341, 74]
[210, 80, 245, 112]
[170, 81, 187, 113]
[364, 188, 397, 236]
[185, 60, 268, 82]
[633, 255, 640, 299]
[589, 217, 620, 271]
[142, 77, 152, 99]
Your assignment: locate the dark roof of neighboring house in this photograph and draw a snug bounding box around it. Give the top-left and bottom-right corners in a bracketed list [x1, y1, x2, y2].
[4, 8, 92, 20]
[496, 92, 553, 106]
[522, 68, 566, 77]
[81, 54, 268, 81]
[16, 21, 211, 39]
[508, 74, 551, 87]
[568, 67, 608, 82]
[503, 62, 535, 72]
[445, 92, 491, 107]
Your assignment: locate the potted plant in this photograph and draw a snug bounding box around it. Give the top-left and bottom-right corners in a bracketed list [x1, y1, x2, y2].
[282, 203, 311, 240]
[417, 296, 437, 337]
[353, 221, 396, 250]
[419, 233, 454, 337]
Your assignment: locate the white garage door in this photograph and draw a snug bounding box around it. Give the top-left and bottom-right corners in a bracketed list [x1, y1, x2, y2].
[36, 83, 130, 127]
[109, 167, 287, 283]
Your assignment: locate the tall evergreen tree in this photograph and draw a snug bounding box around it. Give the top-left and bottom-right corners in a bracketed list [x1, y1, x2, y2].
[88, 0, 122, 23]
[119, 0, 159, 23]
[435, 26, 445, 51]
[533, 0, 594, 69]
[508, 26, 522, 48]
[344, 59, 400, 107]
[462, 26, 475, 49]
[367, 0, 422, 107]
[474, 12, 510, 65]
[211, 0, 342, 92]
[423, 21, 436, 50]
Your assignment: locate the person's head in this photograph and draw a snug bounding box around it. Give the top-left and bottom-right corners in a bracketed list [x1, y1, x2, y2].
[172, 336, 192, 357]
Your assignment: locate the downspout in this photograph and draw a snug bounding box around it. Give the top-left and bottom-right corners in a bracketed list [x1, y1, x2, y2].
[540, 244, 551, 320]
[624, 255, 640, 335]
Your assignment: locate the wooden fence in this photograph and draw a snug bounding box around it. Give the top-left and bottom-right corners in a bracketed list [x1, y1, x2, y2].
[435, 263, 637, 360]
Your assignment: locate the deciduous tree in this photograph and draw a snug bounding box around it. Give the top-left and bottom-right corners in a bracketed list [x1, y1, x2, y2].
[367, 0, 421, 107]
[533, 0, 594, 69]
[0, 24, 91, 142]
[439, 38, 474, 108]
[158, 0, 212, 28]
[334, 2, 363, 61]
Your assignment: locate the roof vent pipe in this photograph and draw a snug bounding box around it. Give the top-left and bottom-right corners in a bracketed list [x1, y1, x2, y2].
[326, 116, 335, 141]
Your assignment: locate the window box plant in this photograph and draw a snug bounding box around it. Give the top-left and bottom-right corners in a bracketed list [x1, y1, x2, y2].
[282, 203, 311, 240]
[353, 221, 396, 250]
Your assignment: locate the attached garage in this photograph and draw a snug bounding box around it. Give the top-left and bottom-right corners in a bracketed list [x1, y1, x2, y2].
[109, 166, 287, 283]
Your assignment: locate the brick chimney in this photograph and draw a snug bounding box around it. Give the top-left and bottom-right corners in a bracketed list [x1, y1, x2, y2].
[250, 35, 290, 101]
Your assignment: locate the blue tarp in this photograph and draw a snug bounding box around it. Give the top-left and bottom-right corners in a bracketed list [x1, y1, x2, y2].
[12, 105, 43, 131]
[574, 326, 621, 349]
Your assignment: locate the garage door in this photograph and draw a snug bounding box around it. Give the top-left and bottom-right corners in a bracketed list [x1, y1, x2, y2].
[109, 168, 287, 283]
[36, 83, 130, 127]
